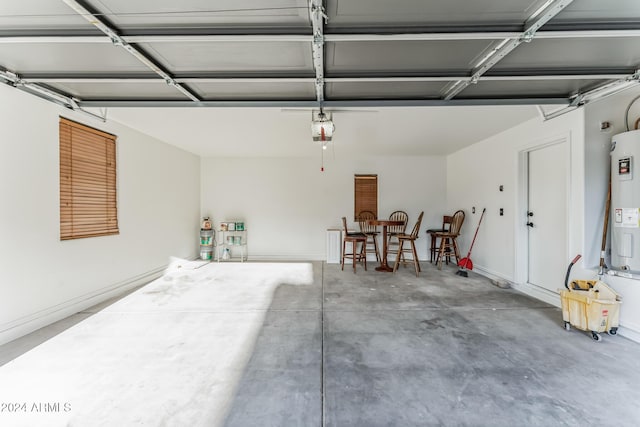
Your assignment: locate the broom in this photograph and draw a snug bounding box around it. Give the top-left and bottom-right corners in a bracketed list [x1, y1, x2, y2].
[456, 208, 486, 277]
[598, 168, 611, 278]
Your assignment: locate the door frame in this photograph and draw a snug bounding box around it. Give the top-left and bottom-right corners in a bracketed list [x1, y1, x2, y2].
[514, 133, 572, 304]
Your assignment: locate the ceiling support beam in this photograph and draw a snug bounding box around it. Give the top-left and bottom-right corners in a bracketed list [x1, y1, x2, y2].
[0, 68, 106, 122]
[61, 0, 200, 102]
[309, 0, 326, 106]
[19, 73, 628, 85]
[537, 69, 640, 121]
[324, 74, 626, 82]
[20, 77, 317, 84]
[2, 29, 640, 44]
[326, 29, 640, 42]
[443, 0, 574, 100]
[76, 98, 568, 109]
[571, 70, 640, 105]
[535, 29, 640, 39]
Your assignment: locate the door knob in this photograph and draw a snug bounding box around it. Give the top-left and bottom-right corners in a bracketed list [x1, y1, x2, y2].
[527, 211, 534, 217]
[526, 222, 534, 228]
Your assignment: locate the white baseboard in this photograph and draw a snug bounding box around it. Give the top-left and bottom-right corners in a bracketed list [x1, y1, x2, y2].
[618, 323, 640, 343]
[473, 265, 514, 284]
[510, 282, 562, 308]
[474, 265, 561, 307]
[0, 266, 166, 346]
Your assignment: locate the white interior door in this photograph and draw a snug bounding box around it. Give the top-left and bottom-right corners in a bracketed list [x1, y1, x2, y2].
[528, 142, 568, 293]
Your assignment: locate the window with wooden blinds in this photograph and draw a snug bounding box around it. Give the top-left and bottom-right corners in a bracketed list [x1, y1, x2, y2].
[60, 117, 118, 240]
[354, 174, 378, 221]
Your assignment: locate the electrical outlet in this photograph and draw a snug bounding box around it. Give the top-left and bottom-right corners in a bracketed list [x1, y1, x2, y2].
[472, 207, 476, 214]
[499, 185, 504, 192]
[500, 208, 504, 216]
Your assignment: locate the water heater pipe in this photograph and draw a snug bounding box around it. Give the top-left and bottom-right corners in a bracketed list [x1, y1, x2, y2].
[624, 94, 640, 131]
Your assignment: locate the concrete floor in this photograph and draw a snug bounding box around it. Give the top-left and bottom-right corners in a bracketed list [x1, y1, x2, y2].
[3, 261, 640, 426]
[0, 286, 141, 367]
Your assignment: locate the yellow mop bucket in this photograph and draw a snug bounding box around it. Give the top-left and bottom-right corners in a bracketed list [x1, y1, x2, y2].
[560, 255, 622, 341]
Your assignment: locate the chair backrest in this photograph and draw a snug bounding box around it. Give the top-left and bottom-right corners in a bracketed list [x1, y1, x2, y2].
[388, 210, 408, 233]
[449, 210, 465, 236]
[342, 217, 349, 234]
[358, 210, 376, 233]
[408, 211, 424, 239]
[442, 215, 453, 231]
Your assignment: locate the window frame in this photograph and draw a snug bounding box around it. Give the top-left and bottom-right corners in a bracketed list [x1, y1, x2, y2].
[354, 174, 378, 221]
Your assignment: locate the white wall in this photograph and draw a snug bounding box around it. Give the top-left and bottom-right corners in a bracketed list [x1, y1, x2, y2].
[0, 85, 201, 345]
[447, 91, 640, 341]
[447, 109, 585, 281]
[201, 155, 446, 261]
[584, 86, 640, 341]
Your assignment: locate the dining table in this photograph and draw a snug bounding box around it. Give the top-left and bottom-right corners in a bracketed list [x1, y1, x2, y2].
[367, 219, 405, 272]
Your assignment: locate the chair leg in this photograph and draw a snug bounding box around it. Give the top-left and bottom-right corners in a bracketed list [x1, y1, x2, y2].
[387, 235, 404, 264]
[437, 238, 446, 270]
[362, 240, 367, 271]
[410, 240, 420, 276]
[452, 239, 461, 264]
[443, 237, 451, 265]
[343, 239, 367, 273]
[429, 234, 437, 263]
[372, 235, 381, 263]
[398, 237, 406, 264]
[352, 240, 357, 273]
[393, 239, 404, 272]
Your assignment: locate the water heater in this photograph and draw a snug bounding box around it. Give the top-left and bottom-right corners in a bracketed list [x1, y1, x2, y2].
[611, 129, 640, 272]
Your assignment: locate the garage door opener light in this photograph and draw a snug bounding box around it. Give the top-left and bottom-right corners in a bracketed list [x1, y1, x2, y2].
[311, 109, 335, 148]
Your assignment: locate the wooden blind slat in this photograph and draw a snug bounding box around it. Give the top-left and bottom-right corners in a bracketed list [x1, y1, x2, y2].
[60, 117, 118, 240]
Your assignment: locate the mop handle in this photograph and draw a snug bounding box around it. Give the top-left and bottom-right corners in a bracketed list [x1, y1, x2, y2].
[565, 254, 582, 290]
[467, 208, 486, 255]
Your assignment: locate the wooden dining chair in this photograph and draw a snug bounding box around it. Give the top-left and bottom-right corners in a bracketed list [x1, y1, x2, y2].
[358, 210, 380, 262]
[386, 210, 408, 264]
[434, 210, 465, 270]
[341, 217, 367, 272]
[393, 211, 424, 276]
[426, 210, 464, 263]
[426, 214, 453, 263]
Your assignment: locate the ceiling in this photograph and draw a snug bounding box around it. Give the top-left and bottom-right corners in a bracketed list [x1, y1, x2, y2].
[1, 0, 640, 156]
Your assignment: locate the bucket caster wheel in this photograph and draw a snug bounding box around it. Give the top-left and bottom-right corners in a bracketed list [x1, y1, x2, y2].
[563, 322, 571, 331]
[591, 331, 602, 342]
[608, 328, 618, 336]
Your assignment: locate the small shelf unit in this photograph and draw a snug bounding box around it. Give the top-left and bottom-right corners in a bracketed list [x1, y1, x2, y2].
[217, 227, 247, 262]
